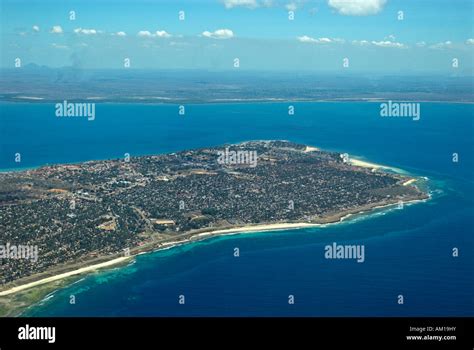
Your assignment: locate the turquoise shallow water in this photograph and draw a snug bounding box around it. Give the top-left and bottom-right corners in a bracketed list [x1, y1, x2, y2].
[1, 102, 472, 316]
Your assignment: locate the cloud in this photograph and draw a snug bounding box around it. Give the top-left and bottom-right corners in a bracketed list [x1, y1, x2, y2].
[138, 30, 153, 37]
[416, 41, 426, 47]
[299, 37, 404, 48]
[286, 1, 308, 11]
[352, 40, 371, 46]
[50, 25, 63, 34]
[384, 34, 396, 41]
[222, 0, 307, 11]
[429, 41, 452, 49]
[351, 39, 406, 48]
[297, 35, 344, 44]
[223, 0, 258, 9]
[155, 30, 171, 38]
[137, 30, 172, 38]
[466, 39, 474, 45]
[371, 40, 405, 48]
[32, 25, 40, 32]
[74, 28, 98, 35]
[116, 31, 127, 37]
[202, 29, 234, 39]
[286, 2, 298, 11]
[328, 0, 386, 16]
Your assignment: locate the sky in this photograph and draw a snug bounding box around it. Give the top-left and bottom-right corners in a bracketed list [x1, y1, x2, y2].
[1, 0, 473, 73]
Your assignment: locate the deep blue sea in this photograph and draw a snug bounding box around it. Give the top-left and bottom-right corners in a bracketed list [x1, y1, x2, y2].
[0, 102, 472, 316]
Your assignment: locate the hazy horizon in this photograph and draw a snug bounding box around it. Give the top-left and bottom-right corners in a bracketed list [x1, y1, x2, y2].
[1, 0, 473, 74]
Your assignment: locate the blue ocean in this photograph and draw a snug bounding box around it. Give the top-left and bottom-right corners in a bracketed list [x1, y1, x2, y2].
[0, 102, 472, 316]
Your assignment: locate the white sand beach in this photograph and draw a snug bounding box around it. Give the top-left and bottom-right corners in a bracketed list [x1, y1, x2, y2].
[349, 158, 383, 169]
[195, 222, 320, 239]
[402, 179, 417, 186]
[0, 256, 131, 296]
[349, 158, 404, 173]
[304, 146, 320, 152]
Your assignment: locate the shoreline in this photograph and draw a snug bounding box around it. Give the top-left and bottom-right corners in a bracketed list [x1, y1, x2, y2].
[0, 193, 429, 299]
[348, 158, 403, 173]
[0, 142, 430, 316]
[0, 145, 402, 175]
[0, 256, 132, 297]
[158, 196, 429, 251]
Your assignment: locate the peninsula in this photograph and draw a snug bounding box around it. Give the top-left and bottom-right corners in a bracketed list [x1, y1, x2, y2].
[0, 141, 428, 307]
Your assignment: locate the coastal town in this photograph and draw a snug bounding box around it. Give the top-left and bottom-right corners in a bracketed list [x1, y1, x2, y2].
[0, 141, 428, 288]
